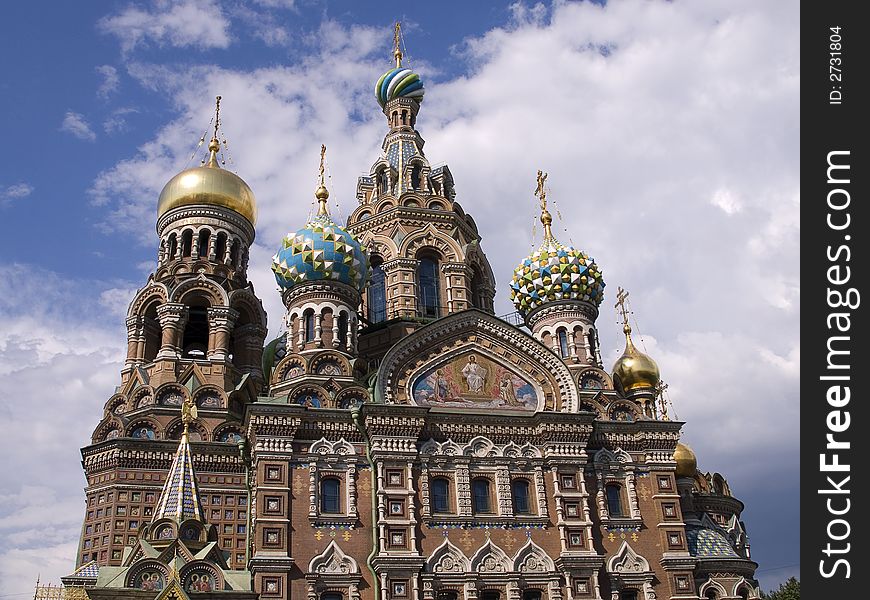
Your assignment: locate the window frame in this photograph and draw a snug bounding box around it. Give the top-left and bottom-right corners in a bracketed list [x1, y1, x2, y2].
[471, 477, 494, 515]
[320, 477, 342, 514]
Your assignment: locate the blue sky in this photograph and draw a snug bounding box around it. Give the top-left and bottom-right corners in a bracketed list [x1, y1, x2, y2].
[0, 0, 799, 596]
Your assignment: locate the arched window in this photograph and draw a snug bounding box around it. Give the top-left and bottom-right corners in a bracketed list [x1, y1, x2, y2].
[181, 229, 193, 258]
[587, 329, 598, 361]
[512, 479, 531, 515]
[558, 329, 569, 357]
[142, 301, 160, 362]
[620, 592, 638, 600]
[437, 593, 458, 600]
[304, 310, 315, 342]
[182, 304, 209, 358]
[368, 258, 387, 323]
[432, 477, 450, 513]
[606, 484, 624, 517]
[522, 591, 542, 600]
[411, 164, 422, 190]
[417, 256, 440, 318]
[168, 233, 178, 260]
[215, 232, 227, 262]
[320, 478, 341, 514]
[378, 169, 390, 196]
[322, 593, 343, 600]
[229, 239, 240, 267]
[338, 313, 348, 347]
[704, 591, 719, 600]
[197, 230, 210, 259]
[472, 478, 492, 514]
[481, 592, 500, 600]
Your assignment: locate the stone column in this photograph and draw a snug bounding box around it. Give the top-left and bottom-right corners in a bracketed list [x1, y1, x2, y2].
[156, 303, 188, 359]
[125, 316, 142, 367]
[207, 306, 239, 361]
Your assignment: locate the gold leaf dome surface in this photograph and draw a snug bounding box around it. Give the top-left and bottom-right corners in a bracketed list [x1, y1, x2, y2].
[674, 442, 698, 478]
[612, 325, 660, 392]
[157, 149, 257, 225]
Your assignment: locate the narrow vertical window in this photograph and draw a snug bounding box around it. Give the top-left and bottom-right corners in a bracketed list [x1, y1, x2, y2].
[606, 484, 624, 517]
[304, 310, 315, 342]
[320, 478, 341, 513]
[338, 313, 348, 346]
[558, 329, 569, 357]
[512, 479, 531, 515]
[417, 257, 440, 318]
[432, 478, 450, 513]
[368, 259, 387, 323]
[472, 478, 492, 514]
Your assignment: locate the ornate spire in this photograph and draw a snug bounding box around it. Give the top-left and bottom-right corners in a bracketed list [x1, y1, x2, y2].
[154, 398, 205, 523]
[393, 21, 403, 68]
[535, 170, 554, 242]
[315, 144, 330, 216]
[205, 95, 222, 168]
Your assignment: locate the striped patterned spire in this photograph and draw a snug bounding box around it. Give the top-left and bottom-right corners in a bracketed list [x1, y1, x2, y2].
[154, 427, 205, 523]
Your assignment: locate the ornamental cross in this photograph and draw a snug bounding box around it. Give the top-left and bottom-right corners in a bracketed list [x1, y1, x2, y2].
[393, 22, 403, 67]
[655, 381, 670, 420]
[213, 95, 222, 140]
[319, 144, 327, 187]
[534, 169, 548, 212]
[615, 286, 630, 327]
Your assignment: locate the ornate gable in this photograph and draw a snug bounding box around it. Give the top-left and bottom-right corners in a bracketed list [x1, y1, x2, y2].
[426, 539, 470, 574]
[308, 540, 360, 575]
[469, 539, 511, 574]
[377, 309, 578, 411]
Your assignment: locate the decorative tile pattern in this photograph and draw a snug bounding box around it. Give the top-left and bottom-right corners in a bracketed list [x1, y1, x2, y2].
[154, 433, 204, 523]
[509, 239, 605, 313]
[686, 525, 739, 558]
[272, 214, 369, 292]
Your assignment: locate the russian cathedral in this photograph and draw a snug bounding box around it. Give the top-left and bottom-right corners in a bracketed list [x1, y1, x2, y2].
[40, 25, 760, 600]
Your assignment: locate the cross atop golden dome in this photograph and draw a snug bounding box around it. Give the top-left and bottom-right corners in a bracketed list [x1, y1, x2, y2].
[315, 144, 330, 215]
[156, 95, 257, 225]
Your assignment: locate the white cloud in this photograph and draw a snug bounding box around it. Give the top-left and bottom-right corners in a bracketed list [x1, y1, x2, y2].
[710, 187, 743, 214]
[0, 265, 130, 592]
[60, 111, 97, 141]
[1, 183, 33, 207]
[99, 0, 231, 53]
[96, 64, 120, 98]
[103, 107, 139, 134]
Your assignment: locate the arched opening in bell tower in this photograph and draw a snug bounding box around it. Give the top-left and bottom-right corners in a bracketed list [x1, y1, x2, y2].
[181, 298, 210, 358]
[368, 256, 387, 323]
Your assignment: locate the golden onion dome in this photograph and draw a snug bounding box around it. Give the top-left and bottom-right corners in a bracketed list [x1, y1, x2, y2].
[674, 442, 698, 478]
[612, 323, 660, 392]
[157, 139, 257, 225]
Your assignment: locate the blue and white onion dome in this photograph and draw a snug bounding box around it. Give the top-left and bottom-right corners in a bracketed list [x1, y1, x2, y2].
[375, 66, 424, 108]
[271, 184, 369, 293]
[509, 199, 605, 314]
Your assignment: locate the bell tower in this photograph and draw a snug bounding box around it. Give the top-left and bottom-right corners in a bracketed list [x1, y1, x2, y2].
[77, 97, 266, 572]
[346, 23, 496, 361]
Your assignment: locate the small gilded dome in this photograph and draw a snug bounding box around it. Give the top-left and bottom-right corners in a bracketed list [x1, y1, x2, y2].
[157, 140, 257, 225]
[509, 239, 605, 314]
[674, 442, 698, 478]
[375, 67, 424, 107]
[612, 324, 660, 392]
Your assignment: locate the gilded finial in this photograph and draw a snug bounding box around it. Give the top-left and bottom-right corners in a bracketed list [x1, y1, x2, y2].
[655, 381, 670, 420]
[206, 95, 222, 167]
[315, 144, 330, 215]
[181, 397, 198, 436]
[393, 22, 403, 68]
[534, 170, 553, 240]
[615, 286, 632, 334]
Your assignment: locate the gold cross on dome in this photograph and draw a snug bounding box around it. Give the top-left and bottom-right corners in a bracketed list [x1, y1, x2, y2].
[615, 287, 630, 327]
[534, 170, 548, 211]
[394, 22, 403, 67]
